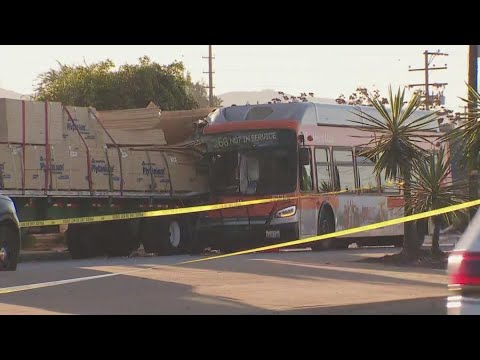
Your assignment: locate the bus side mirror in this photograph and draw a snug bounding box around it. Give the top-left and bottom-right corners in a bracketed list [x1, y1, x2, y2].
[299, 148, 310, 166]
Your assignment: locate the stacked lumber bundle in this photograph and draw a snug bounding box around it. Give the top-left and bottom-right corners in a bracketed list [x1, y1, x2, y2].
[0, 98, 209, 194]
[97, 107, 167, 146]
[0, 99, 63, 144]
[157, 108, 215, 145]
[97, 105, 215, 146]
[97, 107, 161, 128]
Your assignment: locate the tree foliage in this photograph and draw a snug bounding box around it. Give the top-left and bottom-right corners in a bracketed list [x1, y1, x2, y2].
[270, 91, 315, 104]
[407, 147, 468, 256]
[350, 87, 437, 181]
[442, 84, 480, 220]
[442, 84, 480, 171]
[349, 86, 439, 255]
[188, 79, 223, 108]
[336, 87, 388, 106]
[34, 56, 213, 111]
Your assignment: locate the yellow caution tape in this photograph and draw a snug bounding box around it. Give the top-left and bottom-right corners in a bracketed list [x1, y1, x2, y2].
[178, 199, 480, 265]
[2, 198, 474, 297]
[19, 197, 296, 228]
[19, 185, 380, 228]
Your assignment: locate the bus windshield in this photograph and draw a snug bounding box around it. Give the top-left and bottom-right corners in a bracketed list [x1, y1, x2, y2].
[210, 146, 297, 196]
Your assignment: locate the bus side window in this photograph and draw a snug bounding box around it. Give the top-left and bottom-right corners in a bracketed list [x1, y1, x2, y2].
[355, 148, 379, 193]
[300, 148, 313, 192]
[332, 148, 355, 192]
[315, 148, 333, 192]
[380, 169, 401, 193]
[334, 166, 340, 191]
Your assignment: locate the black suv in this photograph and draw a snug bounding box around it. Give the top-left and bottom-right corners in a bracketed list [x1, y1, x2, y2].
[0, 196, 20, 271]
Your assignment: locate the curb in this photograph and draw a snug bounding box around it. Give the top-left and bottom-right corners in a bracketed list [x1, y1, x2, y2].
[19, 250, 71, 263]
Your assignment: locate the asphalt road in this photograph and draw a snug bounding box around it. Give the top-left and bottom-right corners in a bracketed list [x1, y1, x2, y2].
[0, 247, 449, 315]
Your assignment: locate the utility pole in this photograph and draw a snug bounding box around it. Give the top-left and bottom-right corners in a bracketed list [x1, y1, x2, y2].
[468, 45, 479, 219]
[468, 45, 478, 108]
[203, 45, 215, 107]
[407, 50, 449, 110]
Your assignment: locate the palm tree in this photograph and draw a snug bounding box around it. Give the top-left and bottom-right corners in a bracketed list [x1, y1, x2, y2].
[408, 147, 468, 257]
[442, 84, 480, 219]
[350, 86, 439, 257]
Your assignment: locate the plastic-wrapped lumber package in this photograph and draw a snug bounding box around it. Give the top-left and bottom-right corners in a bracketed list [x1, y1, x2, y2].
[97, 107, 167, 146]
[0, 98, 63, 144]
[157, 108, 215, 145]
[106, 147, 208, 194]
[0, 144, 23, 190]
[62, 106, 102, 149]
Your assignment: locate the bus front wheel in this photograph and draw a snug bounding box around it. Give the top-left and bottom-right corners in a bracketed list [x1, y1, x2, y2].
[311, 209, 335, 251]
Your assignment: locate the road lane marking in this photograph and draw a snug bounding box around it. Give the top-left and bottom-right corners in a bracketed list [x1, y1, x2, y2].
[0, 268, 145, 295]
[3, 199, 478, 296]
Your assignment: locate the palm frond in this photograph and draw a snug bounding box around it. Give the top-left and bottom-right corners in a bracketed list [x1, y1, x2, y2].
[442, 84, 480, 170]
[348, 86, 438, 182]
[408, 147, 469, 224]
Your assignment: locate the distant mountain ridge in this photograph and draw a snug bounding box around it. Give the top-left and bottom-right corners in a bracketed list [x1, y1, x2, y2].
[218, 89, 336, 107]
[0, 87, 336, 107]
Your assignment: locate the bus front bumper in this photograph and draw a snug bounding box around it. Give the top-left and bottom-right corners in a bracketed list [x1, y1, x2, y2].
[196, 219, 299, 250]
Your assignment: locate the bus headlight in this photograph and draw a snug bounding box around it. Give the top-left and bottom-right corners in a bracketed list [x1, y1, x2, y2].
[275, 206, 296, 218]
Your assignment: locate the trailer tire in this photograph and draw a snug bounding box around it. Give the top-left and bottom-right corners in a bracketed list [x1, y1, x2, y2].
[157, 217, 189, 255]
[140, 218, 163, 254]
[66, 224, 96, 259]
[102, 221, 140, 257]
[185, 219, 205, 255]
[0, 224, 20, 271]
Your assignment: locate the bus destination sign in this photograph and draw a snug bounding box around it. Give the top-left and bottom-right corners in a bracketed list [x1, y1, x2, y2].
[205, 131, 282, 151]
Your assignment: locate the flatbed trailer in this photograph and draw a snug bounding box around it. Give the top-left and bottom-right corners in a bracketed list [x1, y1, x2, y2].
[0, 98, 213, 259]
[4, 189, 209, 259]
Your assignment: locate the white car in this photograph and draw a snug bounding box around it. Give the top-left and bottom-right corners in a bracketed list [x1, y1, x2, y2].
[447, 210, 480, 315]
[0, 195, 20, 271]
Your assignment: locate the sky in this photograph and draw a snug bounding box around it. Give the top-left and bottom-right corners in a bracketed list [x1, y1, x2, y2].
[0, 45, 471, 111]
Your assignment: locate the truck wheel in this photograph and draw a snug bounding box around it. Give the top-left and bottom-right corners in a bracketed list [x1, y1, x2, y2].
[158, 217, 188, 255]
[102, 221, 140, 257]
[140, 218, 162, 254]
[0, 224, 19, 271]
[185, 218, 205, 255]
[311, 209, 335, 251]
[66, 224, 97, 259]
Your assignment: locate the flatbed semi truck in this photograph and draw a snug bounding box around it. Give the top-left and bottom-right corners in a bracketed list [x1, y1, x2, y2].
[0, 98, 213, 259]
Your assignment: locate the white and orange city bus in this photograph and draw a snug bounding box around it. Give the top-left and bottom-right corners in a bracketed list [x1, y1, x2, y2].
[197, 102, 441, 252]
